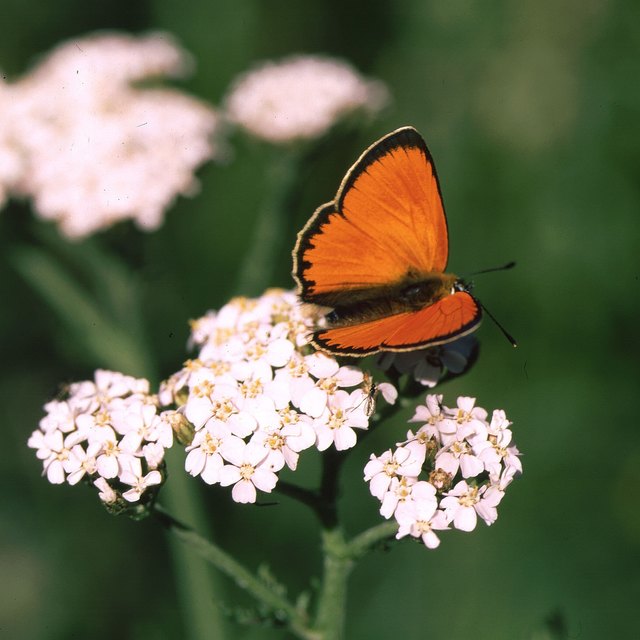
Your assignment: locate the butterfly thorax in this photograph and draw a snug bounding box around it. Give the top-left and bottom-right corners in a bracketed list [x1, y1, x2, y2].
[322, 272, 460, 328]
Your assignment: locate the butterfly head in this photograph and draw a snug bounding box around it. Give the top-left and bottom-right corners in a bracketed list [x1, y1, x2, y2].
[453, 278, 474, 295]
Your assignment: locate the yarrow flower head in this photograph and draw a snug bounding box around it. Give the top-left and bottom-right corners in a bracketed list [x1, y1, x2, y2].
[28, 369, 175, 515]
[1, 32, 220, 238]
[364, 394, 522, 549]
[224, 55, 388, 144]
[160, 289, 396, 503]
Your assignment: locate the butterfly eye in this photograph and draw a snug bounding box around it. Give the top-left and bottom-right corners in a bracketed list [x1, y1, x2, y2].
[325, 310, 341, 324]
[453, 280, 471, 294]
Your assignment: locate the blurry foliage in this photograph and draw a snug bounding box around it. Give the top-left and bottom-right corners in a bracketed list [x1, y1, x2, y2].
[1, 1, 638, 639]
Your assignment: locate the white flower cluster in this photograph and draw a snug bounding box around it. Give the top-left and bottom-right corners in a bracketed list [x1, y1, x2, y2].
[160, 289, 396, 504]
[1, 32, 219, 238]
[224, 55, 388, 143]
[28, 370, 174, 507]
[364, 395, 522, 549]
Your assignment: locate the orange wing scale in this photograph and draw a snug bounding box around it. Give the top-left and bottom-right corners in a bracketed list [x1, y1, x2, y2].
[314, 291, 481, 356]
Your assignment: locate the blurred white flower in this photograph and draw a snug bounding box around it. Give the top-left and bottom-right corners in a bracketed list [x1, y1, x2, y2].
[0, 78, 23, 208]
[29, 369, 175, 508]
[224, 55, 388, 143]
[162, 289, 397, 503]
[365, 394, 522, 548]
[2, 32, 220, 238]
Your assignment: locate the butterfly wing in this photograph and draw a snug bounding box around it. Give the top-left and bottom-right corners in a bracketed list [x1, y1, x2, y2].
[293, 127, 448, 306]
[313, 291, 481, 356]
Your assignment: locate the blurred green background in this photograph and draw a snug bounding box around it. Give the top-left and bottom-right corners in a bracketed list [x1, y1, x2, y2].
[1, 1, 638, 638]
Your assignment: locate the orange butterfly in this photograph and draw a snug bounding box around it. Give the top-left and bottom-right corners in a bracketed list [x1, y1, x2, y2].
[293, 126, 483, 357]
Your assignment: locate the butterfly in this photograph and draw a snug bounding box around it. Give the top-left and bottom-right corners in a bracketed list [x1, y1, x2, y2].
[293, 126, 483, 357]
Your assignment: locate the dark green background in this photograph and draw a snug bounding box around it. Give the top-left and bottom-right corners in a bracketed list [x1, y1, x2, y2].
[1, 1, 638, 638]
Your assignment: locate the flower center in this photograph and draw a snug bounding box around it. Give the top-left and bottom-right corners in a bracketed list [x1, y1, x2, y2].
[95, 409, 111, 427]
[102, 440, 119, 457]
[458, 485, 479, 507]
[286, 359, 308, 377]
[450, 441, 470, 456]
[266, 433, 284, 450]
[185, 358, 203, 372]
[239, 463, 254, 480]
[212, 400, 235, 420]
[319, 377, 338, 394]
[328, 409, 345, 430]
[240, 379, 263, 398]
[429, 468, 452, 490]
[246, 343, 266, 360]
[279, 409, 298, 425]
[383, 460, 399, 477]
[416, 520, 432, 534]
[202, 433, 222, 455]
[193, 380, 215, 398]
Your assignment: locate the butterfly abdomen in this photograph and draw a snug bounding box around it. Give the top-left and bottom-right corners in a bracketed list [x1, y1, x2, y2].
[324, 272, 457, 328]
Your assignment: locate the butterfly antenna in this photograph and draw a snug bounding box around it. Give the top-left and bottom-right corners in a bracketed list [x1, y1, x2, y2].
[478, 300, 517, 347]
[469, 261, 516, 276]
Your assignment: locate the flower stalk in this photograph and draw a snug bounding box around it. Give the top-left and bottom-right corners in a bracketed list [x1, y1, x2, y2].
[314, 527, 353, 640]
[155, 505, 319, 640]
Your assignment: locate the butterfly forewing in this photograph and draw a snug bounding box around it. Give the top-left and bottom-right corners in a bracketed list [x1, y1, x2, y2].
[294, 127, 448, 304]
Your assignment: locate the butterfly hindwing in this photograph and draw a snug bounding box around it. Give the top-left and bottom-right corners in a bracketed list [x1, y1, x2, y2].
[313, 291, 481, 355]
[293, 127, 448, 305]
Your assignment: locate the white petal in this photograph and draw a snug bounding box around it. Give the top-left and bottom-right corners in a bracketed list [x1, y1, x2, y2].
[335, 367, 364, 387]
[377, 382, 397, 404]
[300, 388, 327, 418]
[369, 473, 392, 500]
[251, 468, 278, 493]
[185, 448, 206, 476]
[122, 488, 142, 503]
[459, 454, 484, 478]
[453, 506, 477, 532]
[333, 426, 357, 451]
[219, 465, 242, 486]
[421, 530, 441, 549]
[143, 470, 162, 487]
[45, 459, 66, 484]
[266, 338, 295, 367]
[97, 455, 119, 479]
[220, 438, 246, 466]
[201, 454, 224, 484]
[305, 352, 339, 378]
[232, 479, 257, 503]
[227, 412, 257, 438]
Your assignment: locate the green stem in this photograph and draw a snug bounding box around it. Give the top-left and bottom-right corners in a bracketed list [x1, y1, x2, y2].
[234, 148, 302, 297]
[155, 506, 319, 640]
[347, 522, 398, 559]
[314, 527, 353, 640]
